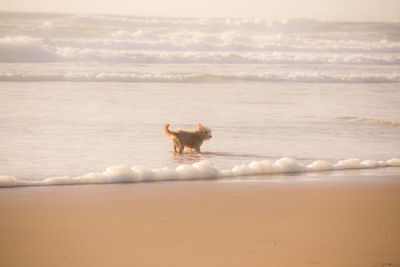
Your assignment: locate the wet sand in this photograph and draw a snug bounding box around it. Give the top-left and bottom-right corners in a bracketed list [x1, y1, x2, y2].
[1, 178, 399, 267]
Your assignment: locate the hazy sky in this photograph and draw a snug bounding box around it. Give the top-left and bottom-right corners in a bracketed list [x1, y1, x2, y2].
[1, 0, 399, 20]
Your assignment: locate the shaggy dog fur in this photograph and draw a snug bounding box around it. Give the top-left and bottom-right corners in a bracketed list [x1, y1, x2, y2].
[164, 123, 212, 153]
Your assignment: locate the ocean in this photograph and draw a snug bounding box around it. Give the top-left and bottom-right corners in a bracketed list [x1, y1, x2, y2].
[0, 11, 399, 187]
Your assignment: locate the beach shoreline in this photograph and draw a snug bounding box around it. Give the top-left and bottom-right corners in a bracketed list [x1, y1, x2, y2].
[1, 176, 399, 267]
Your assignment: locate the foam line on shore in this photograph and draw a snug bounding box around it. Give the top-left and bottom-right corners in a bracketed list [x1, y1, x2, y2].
[1, 158, 400, 188]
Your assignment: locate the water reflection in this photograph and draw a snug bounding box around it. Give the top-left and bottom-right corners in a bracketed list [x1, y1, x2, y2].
[172, 151, 275, 164]
[172, 151, 209, 164]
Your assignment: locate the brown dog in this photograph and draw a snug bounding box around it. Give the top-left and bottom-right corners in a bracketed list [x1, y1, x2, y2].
[164, 123, 212, 153]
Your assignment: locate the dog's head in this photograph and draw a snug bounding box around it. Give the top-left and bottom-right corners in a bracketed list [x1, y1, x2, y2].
[198, 123, 212, 140]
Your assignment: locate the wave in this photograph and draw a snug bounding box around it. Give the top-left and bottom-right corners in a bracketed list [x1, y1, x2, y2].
[3, 12, 398, 34]
[1, 35, 400, 64]
[80, 15, 400, 32]
[1, 157, 400, 188]
[2, 13, 400, 59]
[1, 71, 399, 83]
[48, 33, 400, 53]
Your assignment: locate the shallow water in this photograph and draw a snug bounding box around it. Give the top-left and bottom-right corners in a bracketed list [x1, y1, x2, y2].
[0, 12, 400, 186]
[1, 81, 399, 182]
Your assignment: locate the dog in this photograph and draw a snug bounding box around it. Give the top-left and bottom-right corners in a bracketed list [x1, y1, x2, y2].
[164, 123, 212, 153]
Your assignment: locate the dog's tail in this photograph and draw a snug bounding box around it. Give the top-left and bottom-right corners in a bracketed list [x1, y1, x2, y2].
[164, 123, 176, 136]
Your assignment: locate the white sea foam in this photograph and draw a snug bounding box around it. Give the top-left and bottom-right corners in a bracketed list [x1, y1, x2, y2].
[1, 158, 399, 188]
[20, 14, 400, 35]
[2, 14, 399, 57]
[1, 35, 400, 64]
[1, 71, 399, 83]
[48, 33, 400, 53]
[1, 13, 400, 85]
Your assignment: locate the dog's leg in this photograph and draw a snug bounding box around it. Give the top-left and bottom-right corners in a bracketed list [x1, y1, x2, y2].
[172, 138, 179, 153]
[178, 144, 184, 154]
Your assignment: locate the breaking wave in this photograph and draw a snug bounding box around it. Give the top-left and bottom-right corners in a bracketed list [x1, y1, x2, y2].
[1, 71, 399, 83]
[1, 35, 400, 64]
[1, 157, 399, 188]
[1, 13, 400, 84]
[2, 13, 400, 36]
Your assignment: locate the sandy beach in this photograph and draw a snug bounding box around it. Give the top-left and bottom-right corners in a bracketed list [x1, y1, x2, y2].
[1, 177, 399, 267]
[1, 4, 400, 267]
